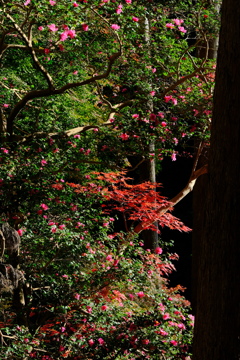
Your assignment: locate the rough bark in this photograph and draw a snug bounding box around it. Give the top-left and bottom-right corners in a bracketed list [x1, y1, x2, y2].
[193, 0, 240, 358]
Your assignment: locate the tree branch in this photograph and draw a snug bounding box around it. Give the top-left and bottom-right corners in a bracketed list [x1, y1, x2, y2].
[134, 164, 208, 234]
[6, 50, 121, 137]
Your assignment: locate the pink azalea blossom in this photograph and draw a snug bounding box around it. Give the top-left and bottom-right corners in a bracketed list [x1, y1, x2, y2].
[67, 29, 76, 39]
[58, 224, 65, 230]
[163, 313, 170, 320]
[88, 339, 94, 346]
[158, 112, 164, 118]
[137, 291, 145, 298]
[40, 159, 47, 166]
[161, 121, 167, 127]
[74, 293, 80, 300]
[17, 229, 23, 236]
[155, 247, 163, 254]
[98, 338, 105, 345]
[106, 255, 113, 261]
[38, 26, 44, 31]
[73, 1, 79, 6]
[171, 152, 177, 161]
[48, 24, 58, 32]
[73, 70, 78, 75]
[101, 305, 108, 311]
[51, 226, 57, 233]
[49, 0, 56, 5]
[125, 0, 131, 3]
[150, 90, 156, 96]
[111, 24, 121, 30]
[173, 18, 184, 26]
[40, 203, 49, 210]
[132, 17, 139, 22]
[166, 23, 174, 29]
[24, 0, 31, 5]
[170, 340, 178, 346]
[132, 114, 139, 118]
[86, 306, 92, 313]
[3, 104, 9, 108]
[60, 31, 68, 41]
[178, 26, 187, 33]
[120, 133, 129, 140]
[82, 24, 89, 31]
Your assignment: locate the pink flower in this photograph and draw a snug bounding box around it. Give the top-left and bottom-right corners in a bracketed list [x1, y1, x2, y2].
[164, 95, 172, 102]
[51, 226, 57, 233]
[24, 0, 31, 5]
[116, 6, 123, 14]
[86, 306, 92, 313]
[73, 1, 79, 6]
[120, 133, 129, 140]
[38, 26, 44, 31]
[163, 313, 170, 320]
[132, 17, 139, 22]
[158, 112, 164, 118]
[137, 291, 145, 298]
[17, 229, 23, 236]
[142, 339, 150, 345]
[47, 24, 58, 32]
[159, 329, 168, 336]
[132, 114, 139, 118]
[74, 134, 80, 138]
[82, 24, 89, 31]
[178, 26, 187, 33]
[173, 19, 184, 26]
[88, 339, 94, 346]
[161, 121, 167, 127]
[74, 293, 80, 300]
[40, 203, 49, 210]
[170, 340, 178, 346]
[3, 104, 9, 108]
[171, 152, 177, 161]
[60, 31, 68, 41]
[68, 29, 76, 39]
[73, 70, 78, 75]
[152, 67, 157, 73]
[98, 338, 105, 345]
[49, 0, 56, 5]
[101, 305, 108, 311]
[155, 247, 163, 254]
[111, 24, 121, 30]
[150, 91, 156, 96]
[172, 98, 177, 105]
[24, 338, 29, 343]
[58, 224, 65, 230]
[125, 0, 131, 3]
[106, 255, 113, 261]
[166, 23, 174, 29]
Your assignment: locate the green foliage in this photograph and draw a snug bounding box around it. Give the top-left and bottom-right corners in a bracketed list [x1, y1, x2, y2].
[0, 0, 220, 358]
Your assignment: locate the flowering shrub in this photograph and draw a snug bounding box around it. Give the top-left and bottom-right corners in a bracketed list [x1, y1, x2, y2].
[0, 0, 220, 358]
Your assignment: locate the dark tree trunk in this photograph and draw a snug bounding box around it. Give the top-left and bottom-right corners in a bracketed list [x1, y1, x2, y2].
[193, 0, 240, 358]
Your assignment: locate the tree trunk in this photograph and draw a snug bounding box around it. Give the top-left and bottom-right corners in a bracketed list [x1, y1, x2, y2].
[193, 0, 240, 358]
[192, 0, 220, 313]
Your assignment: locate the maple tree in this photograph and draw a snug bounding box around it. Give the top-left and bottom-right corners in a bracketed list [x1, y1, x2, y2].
[0, 0, 220, 358]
